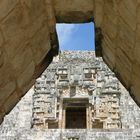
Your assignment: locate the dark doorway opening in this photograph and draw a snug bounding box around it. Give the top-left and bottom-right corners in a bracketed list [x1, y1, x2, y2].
[66, 107, 86, 129]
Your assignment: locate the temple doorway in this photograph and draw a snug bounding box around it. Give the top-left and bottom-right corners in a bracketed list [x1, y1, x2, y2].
[66, 107, 86, 129]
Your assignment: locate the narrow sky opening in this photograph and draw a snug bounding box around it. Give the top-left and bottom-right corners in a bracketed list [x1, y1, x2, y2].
[56, 23, 95, 51]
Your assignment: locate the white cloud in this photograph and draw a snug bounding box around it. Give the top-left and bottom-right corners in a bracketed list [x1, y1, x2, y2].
[56, 24, 77, 49]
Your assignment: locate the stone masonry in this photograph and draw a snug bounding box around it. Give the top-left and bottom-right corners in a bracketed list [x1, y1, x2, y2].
[0, 51, 140, 140]
[1, 0, 140, 123]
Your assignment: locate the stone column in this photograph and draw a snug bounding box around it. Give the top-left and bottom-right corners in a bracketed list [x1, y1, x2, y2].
[86, 105, 89, 129]
[58, 98, 63, 128]
[89, 105, 92, 129]
[62, 107, 66, 129]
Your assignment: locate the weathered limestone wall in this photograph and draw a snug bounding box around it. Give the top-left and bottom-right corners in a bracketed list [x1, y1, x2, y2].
[120, 84, 140, 129]
[94, 0, 140, 106]
[0, 0, 59, 124]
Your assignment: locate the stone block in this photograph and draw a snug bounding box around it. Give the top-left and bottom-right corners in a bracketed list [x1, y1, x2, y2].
[0, 60, 15, 90]
[54, 0, 94, 22]
[0, 81, 16, 106]
[25, 13, 47, 39]
[0, 48, 4, 68]
[118, 0, 137, 31]
[0, 31, 4, 47]
[134, 23, 140, 64]
[24, 0, 46, 22]
[17, 61, 35, 89]
[1, 4, 27, 58]
[3, 91, 19, 114]
[11, 47, 33, 77]
[30, 24, 51, 65]
[102, 15, 118, 39]
[94, 0, 104, 27]
[0, 0, 18, 21]
[118, 17, 135, 50]
[115, 48, 132, 88]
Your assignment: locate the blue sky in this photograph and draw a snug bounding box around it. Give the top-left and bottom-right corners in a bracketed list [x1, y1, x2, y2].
[56, 23, 95, 51]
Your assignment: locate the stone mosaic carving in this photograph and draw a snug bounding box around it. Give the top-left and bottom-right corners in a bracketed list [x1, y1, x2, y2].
[31, 51, 134, 130]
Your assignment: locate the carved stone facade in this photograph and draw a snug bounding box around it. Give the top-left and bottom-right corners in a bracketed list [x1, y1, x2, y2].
[32, 51, 122, 129]
[0, 51, 140, 140]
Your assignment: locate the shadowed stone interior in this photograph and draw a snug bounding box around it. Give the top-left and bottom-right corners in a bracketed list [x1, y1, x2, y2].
[66, 107, 86, 129]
